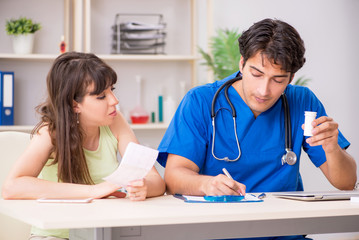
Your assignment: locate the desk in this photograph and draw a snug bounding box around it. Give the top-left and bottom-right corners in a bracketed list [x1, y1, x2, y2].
[1, 194, 359, 239]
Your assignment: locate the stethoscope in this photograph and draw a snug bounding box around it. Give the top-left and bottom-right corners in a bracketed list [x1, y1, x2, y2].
[210, 75, 297, 165]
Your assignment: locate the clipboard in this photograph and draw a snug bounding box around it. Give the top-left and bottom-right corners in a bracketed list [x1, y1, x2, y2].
[174, 194, 263, 203]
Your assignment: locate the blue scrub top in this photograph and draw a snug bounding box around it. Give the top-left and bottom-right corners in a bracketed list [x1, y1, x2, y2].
[158, 72, 350, 193]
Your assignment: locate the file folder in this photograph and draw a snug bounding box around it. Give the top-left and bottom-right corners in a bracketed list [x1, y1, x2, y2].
[0, 71, 14, 125]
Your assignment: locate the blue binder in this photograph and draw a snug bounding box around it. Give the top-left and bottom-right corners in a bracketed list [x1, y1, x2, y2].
[0, 71, 14, 125]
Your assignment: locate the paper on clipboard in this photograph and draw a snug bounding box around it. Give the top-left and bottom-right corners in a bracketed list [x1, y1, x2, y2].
[103, 142, 158, 187]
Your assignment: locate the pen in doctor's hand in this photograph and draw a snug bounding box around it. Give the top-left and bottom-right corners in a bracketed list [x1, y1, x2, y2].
[222, 168, 244, 196]
[222, 168, 233, 179]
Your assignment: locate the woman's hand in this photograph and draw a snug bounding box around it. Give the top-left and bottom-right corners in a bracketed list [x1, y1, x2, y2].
[105, 190, 127, 198]
[126, 179, 147, 201]
[93, 181, 124, 199]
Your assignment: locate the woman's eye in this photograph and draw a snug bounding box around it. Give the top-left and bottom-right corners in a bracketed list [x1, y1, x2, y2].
[111, 87, 116, 91]
[97, 95, 106, 100]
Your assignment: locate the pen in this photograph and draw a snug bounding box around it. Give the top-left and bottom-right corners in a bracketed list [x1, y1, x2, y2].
[258, 193, 266, 199]
[222, 168, 244, 196]
[222, 168, 233, 179]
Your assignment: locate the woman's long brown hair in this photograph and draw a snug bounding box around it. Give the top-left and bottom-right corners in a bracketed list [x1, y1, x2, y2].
[32, 52, 117, 184]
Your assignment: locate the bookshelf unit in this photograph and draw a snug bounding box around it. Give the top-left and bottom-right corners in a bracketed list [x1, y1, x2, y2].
[0, 0, 199, 140]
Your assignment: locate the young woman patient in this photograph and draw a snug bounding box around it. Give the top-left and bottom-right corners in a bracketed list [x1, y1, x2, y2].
[2, 52, 165, 240]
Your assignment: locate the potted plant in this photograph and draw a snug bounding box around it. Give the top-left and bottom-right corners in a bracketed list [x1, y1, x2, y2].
[199, 28, 241, 81]
[5, 17, 41, 54]
[199, 28, 310, 86]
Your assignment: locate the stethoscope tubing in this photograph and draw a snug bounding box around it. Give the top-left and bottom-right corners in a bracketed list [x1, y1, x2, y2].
[211, 76, 242, 118]
[210, 76, 296, 164]
[281, 93, 291, 151]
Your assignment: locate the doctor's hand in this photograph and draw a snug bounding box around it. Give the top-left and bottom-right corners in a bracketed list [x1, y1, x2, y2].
[126, 178, 147, 201]
[302, 116, 340, 153]
[203, 174, 246, 196]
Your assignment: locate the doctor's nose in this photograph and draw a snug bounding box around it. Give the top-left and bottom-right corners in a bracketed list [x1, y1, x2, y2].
[257, 79, 271, 96]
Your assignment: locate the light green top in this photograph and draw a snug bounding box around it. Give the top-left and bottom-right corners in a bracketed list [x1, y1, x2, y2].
[31, 126, 119, 239]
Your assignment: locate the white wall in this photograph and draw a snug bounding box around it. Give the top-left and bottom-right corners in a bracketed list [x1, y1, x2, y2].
[205, 0, 359, 191]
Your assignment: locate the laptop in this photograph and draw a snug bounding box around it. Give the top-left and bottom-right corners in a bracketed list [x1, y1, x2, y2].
[272, 190, 359, 201]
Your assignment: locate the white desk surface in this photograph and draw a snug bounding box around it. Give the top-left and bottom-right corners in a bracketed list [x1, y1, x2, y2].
[1, 194, 359, 238]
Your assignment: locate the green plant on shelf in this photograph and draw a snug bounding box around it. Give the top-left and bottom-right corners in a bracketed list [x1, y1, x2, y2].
[5, 17, 41, 35]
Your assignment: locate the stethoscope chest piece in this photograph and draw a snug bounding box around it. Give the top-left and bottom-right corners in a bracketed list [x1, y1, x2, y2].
[281, 149, 297, 165]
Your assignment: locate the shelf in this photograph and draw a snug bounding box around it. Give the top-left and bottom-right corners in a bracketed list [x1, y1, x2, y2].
[0, 53, 198, 62]
[130, 123, 168, 130]
[98, 54, 198, 61]
[0, 0, 198, 128]
[0, 53, 59, 61]
[0, 123, 168, 133]
[0, 125, 34, 133]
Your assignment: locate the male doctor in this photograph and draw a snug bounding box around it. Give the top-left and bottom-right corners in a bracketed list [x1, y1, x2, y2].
[158, 18, 357, 225]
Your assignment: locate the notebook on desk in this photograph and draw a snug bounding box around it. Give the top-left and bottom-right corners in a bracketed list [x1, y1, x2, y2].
[273, 190, 359, 201]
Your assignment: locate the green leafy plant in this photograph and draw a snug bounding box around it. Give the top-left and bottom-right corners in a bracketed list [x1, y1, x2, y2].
[5, 17, 41, 35]
[292, 76, 311, 86]
[199, 28, 241, 81]
[198, 28, 310, 86]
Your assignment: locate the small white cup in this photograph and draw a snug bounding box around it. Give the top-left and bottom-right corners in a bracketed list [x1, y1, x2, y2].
[304, 111, 317, 136]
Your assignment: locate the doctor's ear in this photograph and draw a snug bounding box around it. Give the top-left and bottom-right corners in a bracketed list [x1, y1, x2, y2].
[239, 57, 245, 71]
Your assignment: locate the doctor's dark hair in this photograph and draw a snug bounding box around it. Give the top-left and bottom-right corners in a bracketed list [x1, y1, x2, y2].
[33, 51, 117, 185]
[238, 18, 306, 74]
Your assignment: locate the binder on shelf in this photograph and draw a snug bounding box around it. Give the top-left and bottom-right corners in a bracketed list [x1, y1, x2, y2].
[0, 71, 14, 125]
